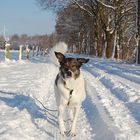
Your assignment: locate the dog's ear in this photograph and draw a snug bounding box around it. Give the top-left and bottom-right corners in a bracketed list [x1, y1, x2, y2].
[55, 52, 65, 63]
[77, 58, 89, 67]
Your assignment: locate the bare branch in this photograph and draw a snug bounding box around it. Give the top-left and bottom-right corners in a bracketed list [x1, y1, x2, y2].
[71, 0, 94, 16]
[96, 0, 115, 10]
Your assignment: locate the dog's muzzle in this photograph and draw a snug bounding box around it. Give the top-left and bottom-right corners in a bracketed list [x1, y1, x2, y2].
[66, 70, 72, 77]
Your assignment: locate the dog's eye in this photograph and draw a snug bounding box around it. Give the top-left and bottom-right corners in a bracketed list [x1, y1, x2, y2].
[72, 65, 76, 68]
[71, 65, 78, 70]
[63, 65, 68, 71]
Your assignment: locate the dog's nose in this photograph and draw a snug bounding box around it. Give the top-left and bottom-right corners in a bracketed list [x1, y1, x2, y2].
[67, 71, 72, 77]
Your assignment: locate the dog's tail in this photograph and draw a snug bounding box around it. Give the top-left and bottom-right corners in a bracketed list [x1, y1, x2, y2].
[49, 42, 68, 66]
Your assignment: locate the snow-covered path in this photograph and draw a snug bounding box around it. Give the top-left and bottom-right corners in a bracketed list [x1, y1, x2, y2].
[0, 53, 140, 140]
[0, 60, 93, 140]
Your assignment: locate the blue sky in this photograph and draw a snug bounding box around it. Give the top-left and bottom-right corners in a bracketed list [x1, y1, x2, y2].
[0, 0, 56, 36]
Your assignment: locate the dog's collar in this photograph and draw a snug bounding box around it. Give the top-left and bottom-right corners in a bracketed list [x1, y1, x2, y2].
[60, 75, 74, 106]
[59, 73, 74, 91]
[67, 89, 73, 106]
[63, 80, 73, 92]
[63, 80, 73, 106]
[59, 73, 74, 105]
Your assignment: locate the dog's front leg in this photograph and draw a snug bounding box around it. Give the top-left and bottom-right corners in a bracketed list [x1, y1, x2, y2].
[58, 105, 66, 135]
[69, 108, 74, 121]
[69, 106, 80, 136]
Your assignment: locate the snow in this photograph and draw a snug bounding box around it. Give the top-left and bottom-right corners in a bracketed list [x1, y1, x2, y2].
[0, 51, 140, 140]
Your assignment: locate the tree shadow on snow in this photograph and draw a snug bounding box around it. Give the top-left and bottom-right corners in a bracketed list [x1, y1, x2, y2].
[126, 102, 140, 125]
[0, 90, 58, 138]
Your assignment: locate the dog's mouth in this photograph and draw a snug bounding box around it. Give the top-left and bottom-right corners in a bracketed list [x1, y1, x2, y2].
[60, 70, 72, 79]
[66, 70, 72, 77]
[64, 71, 72, 79]
[61, 70, 80, 80]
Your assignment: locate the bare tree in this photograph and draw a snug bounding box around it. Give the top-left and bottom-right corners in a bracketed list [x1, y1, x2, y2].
[36, 0, 138, 62]
[138, 0, 140, 64]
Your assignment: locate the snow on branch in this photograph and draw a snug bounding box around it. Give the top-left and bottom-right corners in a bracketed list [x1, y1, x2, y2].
[96, 0, 115, 10]
[71, 0, 94, 16]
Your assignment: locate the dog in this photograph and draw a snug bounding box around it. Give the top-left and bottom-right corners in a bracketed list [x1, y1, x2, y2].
[51, 42, 89, 136]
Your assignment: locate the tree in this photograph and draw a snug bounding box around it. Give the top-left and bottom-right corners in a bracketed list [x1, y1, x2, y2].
[36, 0, 138, 62]
[36, 0, 69, 12]
[138, 0, 140, 64]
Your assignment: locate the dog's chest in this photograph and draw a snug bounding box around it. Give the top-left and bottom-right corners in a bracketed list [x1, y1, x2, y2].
[56, 74, 86, 106]
[65, 78, 77, 90]
[64, 77, 85, 106]
[67, 91, 80, 106]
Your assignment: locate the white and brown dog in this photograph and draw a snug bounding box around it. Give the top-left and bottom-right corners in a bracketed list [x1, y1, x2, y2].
[51, 42, 89, 136]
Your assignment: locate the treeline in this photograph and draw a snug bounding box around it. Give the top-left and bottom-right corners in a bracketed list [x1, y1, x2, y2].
[0, 33, 58, 51]
[37, 0, 139, 62]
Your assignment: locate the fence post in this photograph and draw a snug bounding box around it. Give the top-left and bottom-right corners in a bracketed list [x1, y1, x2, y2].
[36, 46, 39, 56]
[19, 45, 23, 60]
[32, 45, 35, 56]
[5, 43, 10, 61]
[26, 45, 30, 60]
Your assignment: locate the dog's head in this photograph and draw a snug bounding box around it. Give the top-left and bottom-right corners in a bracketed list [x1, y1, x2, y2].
[55, 52, 89, 79]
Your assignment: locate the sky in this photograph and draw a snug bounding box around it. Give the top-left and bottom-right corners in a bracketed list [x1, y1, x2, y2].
[0, 0, 56, 36]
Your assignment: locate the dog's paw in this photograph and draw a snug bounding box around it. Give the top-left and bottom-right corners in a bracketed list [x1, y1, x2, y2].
[70, 132, 76, 137]
[59, 128, 66, 136]
[66, 130, 76, 137]
[70, 131, 76, 137]
[60, 131, 65, 136]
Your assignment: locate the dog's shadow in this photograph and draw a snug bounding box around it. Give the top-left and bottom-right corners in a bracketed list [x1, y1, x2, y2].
[0, 90, 58, 138]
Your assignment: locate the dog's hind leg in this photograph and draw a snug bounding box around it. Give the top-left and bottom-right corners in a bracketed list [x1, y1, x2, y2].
[69, 106, 80, 137]
[58, 105, 66, 135]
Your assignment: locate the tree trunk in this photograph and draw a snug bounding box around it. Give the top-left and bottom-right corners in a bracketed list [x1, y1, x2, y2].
[95, 29, 102, 57]
[102, 32, 107, 58]
[97, 39, 103, 57]
[138, 0, 140, 64]
[119, 29, 123, 60]
[112, 30, 117, 59]
[105, 31, 114, 58]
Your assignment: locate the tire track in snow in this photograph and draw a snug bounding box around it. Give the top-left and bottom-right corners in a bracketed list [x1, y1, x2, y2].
[92, 59, 140, 76]
[86, 61, 140, 84]
[83, 87, 116, 140]
[83, 70, 140, 140]
[83, 65, 140, 124]
[84, 65, 140, 102]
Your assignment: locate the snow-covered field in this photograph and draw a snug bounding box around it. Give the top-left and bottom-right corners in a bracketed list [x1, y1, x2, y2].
[0, 51, 140, 140]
